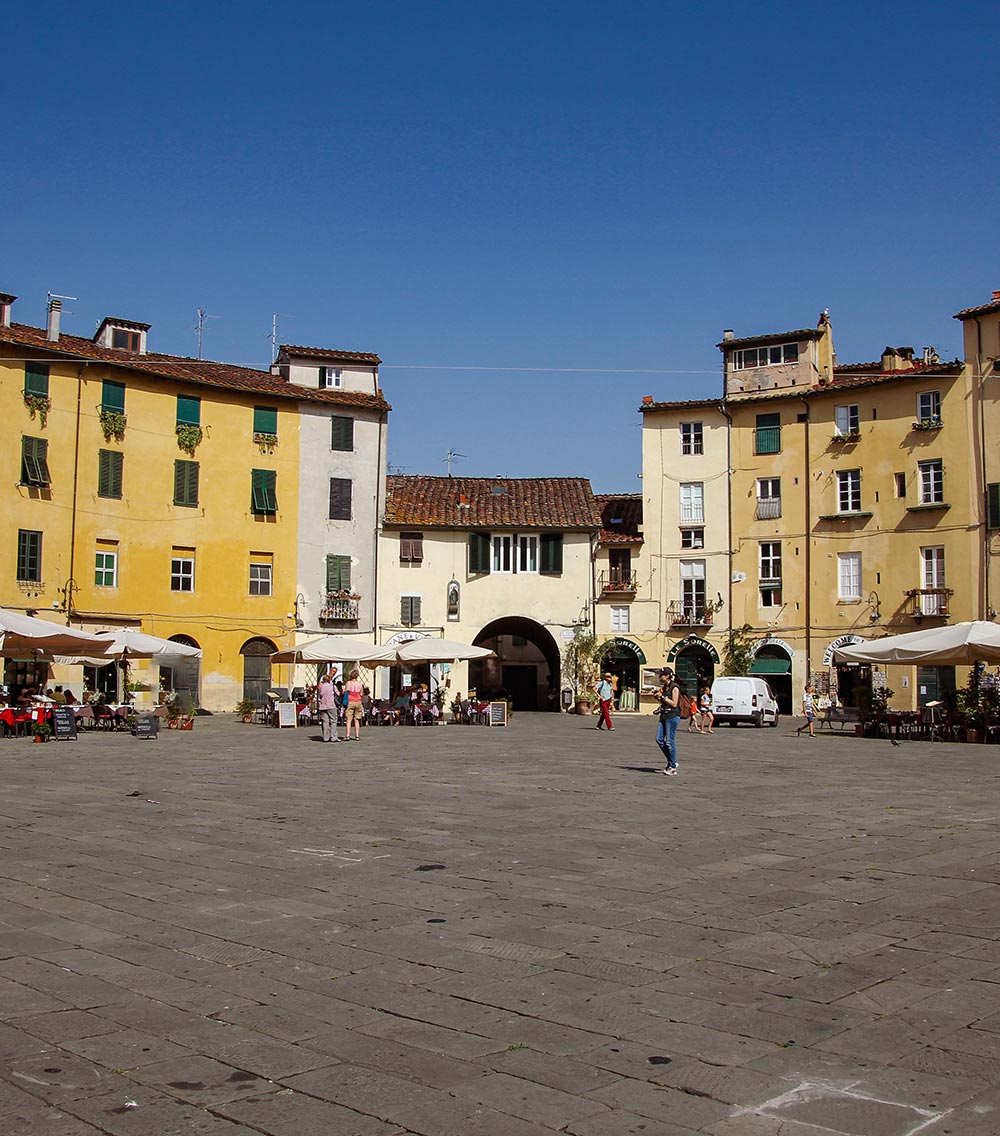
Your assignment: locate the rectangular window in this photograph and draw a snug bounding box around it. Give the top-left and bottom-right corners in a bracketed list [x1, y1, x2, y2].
[835, 404, 860, 436]
[330, 415, 354, 451]
[252, 406, 277, 436]
[756, 477, 781, 520]
[681, 527, 704, 549]
[732, 343, 799, 370]
[540, 533, 563, 574]
[400, 595, 422, 626]
[895, 472, 907, 499]
[251, 468, 278, 514]
[988, 483, 1000, 529]
[469, 532, 491, 574]
[17, 529, 42, 582]
[838, 469, 861, 512]
[681, 422, 703, 455]
[754, 412, 781, 455]
[918, 459, 944, 504]
[326, 554, 352, 593]
[98, 449, 123, 499]
[249, 560, 273, 596]
[838, 552, 861, 600]
[328, 477, 352, 520]
[917, 390, 941, 424]
[173, 460, 199, 507]
[95, 548, 118, 588]
[921, 547, 946, 614]
[759, 541, 782, 606]
[679, 482, 704, 524]
[400, 532, 424, 562]
[680, 559, 706, 617]
[320, 367, 343, 389]
[112, 328, 140, 352]
[171, 554, 195, 593]
[517, 534, 538, 573]
[176, 395, 201, 426]
[610, 605, 630, 633]
[101, 379, 126, 413]
[20, 436, 51, 487]
[492, 534, 513, 573]
[24, 362, 49, 397]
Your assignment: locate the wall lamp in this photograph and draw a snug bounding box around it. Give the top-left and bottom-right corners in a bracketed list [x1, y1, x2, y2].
[867, 590, 881, 623]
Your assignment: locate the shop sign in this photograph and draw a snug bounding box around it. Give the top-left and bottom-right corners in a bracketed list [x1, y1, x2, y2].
[752, 637, 795, 658]
[823, 634, 866, 666]
[667, 635, 720, 664]
[385, 631, 424, 646]
[599, 637, 647, 663]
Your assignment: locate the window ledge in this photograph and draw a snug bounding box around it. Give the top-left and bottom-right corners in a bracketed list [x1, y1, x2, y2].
[906, 502, 950, 512]
[837, 598, 862, 605]
[818, 511, 874, 521]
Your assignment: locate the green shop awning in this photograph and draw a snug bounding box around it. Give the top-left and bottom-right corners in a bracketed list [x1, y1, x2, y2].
[748, 658, 791, 675]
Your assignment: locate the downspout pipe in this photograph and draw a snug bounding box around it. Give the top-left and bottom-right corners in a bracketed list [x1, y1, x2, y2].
[718, 400, 734, 642]
[799, 396, 812, 676]
[973, 316, 988, 619]
[67, 363, 88, 623]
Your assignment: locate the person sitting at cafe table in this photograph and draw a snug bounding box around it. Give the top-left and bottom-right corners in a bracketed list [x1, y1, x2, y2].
[16, 686, 37, 707]
[62, 688, 78, 705]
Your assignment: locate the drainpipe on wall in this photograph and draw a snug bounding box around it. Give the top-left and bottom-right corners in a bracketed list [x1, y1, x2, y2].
[973, 317, 989, 619]
[799, 396, 812, 676]
[67, 363, 88, 624]
[718, 401, 733, 644]
[371, 408, 386, 637]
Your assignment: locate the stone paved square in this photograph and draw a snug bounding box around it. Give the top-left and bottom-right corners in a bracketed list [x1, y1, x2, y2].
[1, 714, 999, 1134]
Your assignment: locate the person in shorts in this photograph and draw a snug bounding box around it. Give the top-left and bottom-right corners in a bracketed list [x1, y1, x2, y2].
[344, 669, 365, 740]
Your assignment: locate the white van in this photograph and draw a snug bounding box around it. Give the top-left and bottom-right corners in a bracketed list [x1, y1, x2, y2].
[710, 676, 780, 728]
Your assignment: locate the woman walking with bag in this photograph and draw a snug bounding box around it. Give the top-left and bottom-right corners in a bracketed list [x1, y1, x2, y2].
[655, 667, 681, 776]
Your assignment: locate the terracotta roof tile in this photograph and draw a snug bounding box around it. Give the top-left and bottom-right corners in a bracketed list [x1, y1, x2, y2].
[716, 328, 824, 350]
[279, 344, 381, 364]
[954, 299, 1000, 320]
[385, 476, 602, 530]
[596, 493, 643, 545]
[0, 323, 390, 411]
[639, 397, 722, 413]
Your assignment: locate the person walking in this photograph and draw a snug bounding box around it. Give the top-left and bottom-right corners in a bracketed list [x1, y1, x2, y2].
[698, 684, 715, 733]
[799, 683, 817, 737]
[655, 667, 681, 775]
[344, 668, 364, 740]
[594, 672, 615, 730]
[317, 671, 340, 743]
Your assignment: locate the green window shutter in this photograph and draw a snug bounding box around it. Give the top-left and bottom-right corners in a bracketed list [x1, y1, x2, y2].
[989, 484, 1000, 530]
[24, 362, 49, 397]
[98, 450, 123, 499]
[17, 530, 42, 582]
[21, 436, 51, 487]
[251, 468, 277, 513]
[469, 532, 491, 573]
[176, 395, 201, 425]
[331, 415, 354, 451]
[540, 534, 563, 574]
[173, 460, 199, 507]
[253, 406, 277, 435]
[326, 554, 351, 592]
[101, 380, 126, 413]
[329, 477, 352, 520]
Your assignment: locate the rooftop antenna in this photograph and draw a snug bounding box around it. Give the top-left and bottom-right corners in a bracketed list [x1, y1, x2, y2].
[195, 307, 221, 359]
[270, 313, 294, 363]
[443, 449, 467, 477]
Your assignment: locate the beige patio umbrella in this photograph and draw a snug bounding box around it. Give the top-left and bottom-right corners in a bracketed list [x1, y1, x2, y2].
[270, 636, 398, 666]
[833, 621, 1000, 666]
[394, 638, 495, 664]
[0, 608, 116, 657]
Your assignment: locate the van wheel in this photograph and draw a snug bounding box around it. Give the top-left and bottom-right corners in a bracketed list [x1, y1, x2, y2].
[752, 712, 762, 728]
[769, 714, 779, 728]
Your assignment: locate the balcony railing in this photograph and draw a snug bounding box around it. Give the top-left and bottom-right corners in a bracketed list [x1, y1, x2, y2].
[904, 587, 953, 619]
[319, 598, 360, 623]
[755, 496, 782, 520]
[599, 569, 637, 595]
[668, 601, 714, 627]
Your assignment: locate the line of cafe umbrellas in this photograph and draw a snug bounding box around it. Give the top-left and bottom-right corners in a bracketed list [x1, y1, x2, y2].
[269, 635, 494, 667]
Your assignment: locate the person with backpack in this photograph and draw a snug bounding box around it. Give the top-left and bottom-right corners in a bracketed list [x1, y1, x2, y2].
[655, 667, 681, 775]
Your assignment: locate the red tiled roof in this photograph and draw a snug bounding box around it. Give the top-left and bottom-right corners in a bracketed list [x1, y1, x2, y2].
[96, 315, 151, 334]
[639, 397, 722, 413]
[0, 323, 390, 411]
[954, 298, 1000, 320]
[716, 328, 824, 350]
[279, 344, 381, 364]
[385, 476, 602, 530]
[596, 493, 643, 545]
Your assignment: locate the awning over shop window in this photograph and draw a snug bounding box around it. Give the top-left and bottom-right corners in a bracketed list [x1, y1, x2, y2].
[748, 657, 791, 674]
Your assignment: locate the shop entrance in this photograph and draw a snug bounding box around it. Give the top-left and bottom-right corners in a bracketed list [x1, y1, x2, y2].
[749, 649, 793, 714]
[595, 637, 646, 710]
[472, 617, 560, 711]
[668, 636, 720, 701]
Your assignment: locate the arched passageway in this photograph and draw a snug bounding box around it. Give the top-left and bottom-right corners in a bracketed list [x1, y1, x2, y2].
[473, 617, 561, 711]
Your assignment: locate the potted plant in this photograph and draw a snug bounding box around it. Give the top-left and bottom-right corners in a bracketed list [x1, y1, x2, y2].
[176, 423, 204, 455]
[24, 392, 51, 427]
[166, 704, 184, 729]
[99, 409, 127, 442]
[235, 699, 256, 723]
[33, 721, 52, 743]
[562, 629, 601, 714]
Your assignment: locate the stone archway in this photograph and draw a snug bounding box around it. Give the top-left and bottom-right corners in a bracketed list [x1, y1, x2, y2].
[240, 637, 277, 705]
[473, 617, 561, 711]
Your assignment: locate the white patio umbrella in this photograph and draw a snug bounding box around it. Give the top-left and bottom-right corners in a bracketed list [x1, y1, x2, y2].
[0, 608, 116, 657]
[394, 638, 495, 664]
[270, 636, 397, 666]
[833, 621, 1000, 666]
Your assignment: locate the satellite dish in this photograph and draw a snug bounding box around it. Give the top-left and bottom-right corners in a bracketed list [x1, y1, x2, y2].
[732, 571, 747, 583]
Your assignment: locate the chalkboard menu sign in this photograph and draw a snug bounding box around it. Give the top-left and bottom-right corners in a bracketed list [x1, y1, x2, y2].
[275, 702, 297, 728]
[134, 714, 158, 739]
[488, 701, 508, 727]
[51, 705, 78, 741]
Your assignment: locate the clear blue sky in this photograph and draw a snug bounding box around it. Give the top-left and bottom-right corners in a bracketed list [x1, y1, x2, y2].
[6, 1, 997, 491]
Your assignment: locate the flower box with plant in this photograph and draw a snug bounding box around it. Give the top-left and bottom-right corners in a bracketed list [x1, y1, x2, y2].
[253, 431, 278, 451]
[24, 393, 51, 427]
[235, 699, 256, 723]
[99, 409, 127, 442]
[832, 431, 861, 443]
[176, 423, 204, 455]
[32, 720, 53, 742]
[912, 417, 943, 431]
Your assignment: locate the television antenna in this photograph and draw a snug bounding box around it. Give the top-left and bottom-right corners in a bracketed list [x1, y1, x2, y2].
[269, 312, 295, 363]
[195, 307, 221, 359]
[442, 449, 467, 476]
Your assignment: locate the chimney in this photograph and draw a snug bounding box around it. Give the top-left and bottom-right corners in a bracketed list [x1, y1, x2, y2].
[0, 292, 14, 328]
[46, 297, 62, 342]
[723, 329, 735, 341]
[992, 290, 1000, 301]
[923, 346, 939, 366]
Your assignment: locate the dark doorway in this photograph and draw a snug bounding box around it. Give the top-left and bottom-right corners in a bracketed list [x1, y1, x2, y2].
[502, 665, 538, 710]
[241, 637, 277, 705]
[835, 663, 872, 709]
[916, 665, 956, 708]
[473, 617, 560, 712]
[674, 646, 715, 700]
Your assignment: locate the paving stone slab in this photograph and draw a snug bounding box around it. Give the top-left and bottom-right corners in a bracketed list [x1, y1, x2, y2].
[215, 1088, 407, 1134]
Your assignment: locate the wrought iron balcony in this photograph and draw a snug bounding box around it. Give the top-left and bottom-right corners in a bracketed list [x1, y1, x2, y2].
[667, 601, 714, 627]
[599, 569, 637, 595]
[319, 597, 360, 623]
[904, 587, 953, 620]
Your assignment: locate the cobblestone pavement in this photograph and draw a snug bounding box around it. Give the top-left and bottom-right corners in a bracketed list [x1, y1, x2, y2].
[1, 712, 999, 1135]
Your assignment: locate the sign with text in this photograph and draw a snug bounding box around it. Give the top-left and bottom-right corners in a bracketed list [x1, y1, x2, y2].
[51, 705, 78, 741]
[134, 714, 158, 740]
[488, 701, 508, 727]
[275, 702, 297, 728]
